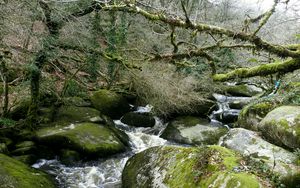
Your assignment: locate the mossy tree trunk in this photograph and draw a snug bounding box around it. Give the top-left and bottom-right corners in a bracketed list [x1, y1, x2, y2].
[0, 51, 10, 117]
[26, 50, 46, 127]
[26, 1, 61, 127]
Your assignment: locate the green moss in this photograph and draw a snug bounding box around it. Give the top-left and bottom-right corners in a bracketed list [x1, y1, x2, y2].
[209, 145, 239, 170]
[0, 154, 55, 188]
[36, 123, 127, 157]
[123, 145, 265, 188]
[15, 141, 35, 148]
[237, 101, 277, 130]
[54, 106, 100, 124]
[226, 84, 258, 97]
[213, 59, 300, 82]
[279, 119, 290, 130]
[164, 147, 201, 188]
[202, 172, 261, 188]
[259, 106, 300, 150]
[196, 128, 228, 145]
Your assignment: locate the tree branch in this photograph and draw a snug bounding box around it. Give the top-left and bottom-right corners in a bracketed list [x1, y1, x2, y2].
[213, 58, 300, 81]
[101, 3, 300, 58]
[252, 0, 279, 36]
[170, 26, 178, 53]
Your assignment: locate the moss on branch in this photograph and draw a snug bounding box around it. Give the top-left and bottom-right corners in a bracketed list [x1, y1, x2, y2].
[102, 4, 300, 59]
[213, 58, 300, 81]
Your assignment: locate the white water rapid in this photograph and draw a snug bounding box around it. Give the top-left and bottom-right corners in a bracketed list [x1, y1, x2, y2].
[32, 112, 169, 188]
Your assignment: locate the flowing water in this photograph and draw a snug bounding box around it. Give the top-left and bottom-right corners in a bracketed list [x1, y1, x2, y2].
[32, 96, 247, 188]
[210, 93, 251, 126]
[32, 107, 170, 188]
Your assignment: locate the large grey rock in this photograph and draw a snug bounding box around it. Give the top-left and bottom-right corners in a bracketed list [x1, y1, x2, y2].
[161, 116, 228, 145]
[122, 145, 270, 188]
[226, 84, 263, 97]
[259, 106, 300, 150]
[219, 128, 299, 177]
[35, 122, 128, 158]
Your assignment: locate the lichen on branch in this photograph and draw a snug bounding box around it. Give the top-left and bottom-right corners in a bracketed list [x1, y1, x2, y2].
[213, 58, 300, 82]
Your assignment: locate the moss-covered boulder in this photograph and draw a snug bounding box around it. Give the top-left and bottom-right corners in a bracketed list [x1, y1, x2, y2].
[161, 116, 228, 145]
[219, 128, 299, 178]
[53, 106, 100, 125]
[0, 154, 55, 188]
[259, 106, 300, 150]
[90, 89, 130, 119]
[122, 145, 269, 188]
[237, 101, 277, 131]
[35, 122, 128, 158]
[225, 84, 263, 97]
[121, 112, 155, 127]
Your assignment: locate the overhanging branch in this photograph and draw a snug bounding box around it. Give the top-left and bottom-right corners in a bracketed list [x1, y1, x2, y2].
[213, 58, 300, 81]
[101, 3, 300, 58]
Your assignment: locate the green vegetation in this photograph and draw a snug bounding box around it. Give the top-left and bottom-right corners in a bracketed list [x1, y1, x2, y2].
[35, 122, 128, 157]
[0, 118, 16, 128]
[0, 154, 55, 188]
[122, 145, 268, 188]
[0, 1, 300, 187]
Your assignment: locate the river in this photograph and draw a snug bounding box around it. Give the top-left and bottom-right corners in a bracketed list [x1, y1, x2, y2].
[32, 94, 245, 188]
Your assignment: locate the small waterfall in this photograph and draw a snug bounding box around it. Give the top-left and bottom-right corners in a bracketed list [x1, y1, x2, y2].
[32, 107, 169, 188]
[210, 93, 251, 126]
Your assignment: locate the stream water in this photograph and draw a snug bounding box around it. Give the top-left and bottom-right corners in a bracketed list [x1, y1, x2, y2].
[32, 95, 247, 188]
[32, 107, 171, 188]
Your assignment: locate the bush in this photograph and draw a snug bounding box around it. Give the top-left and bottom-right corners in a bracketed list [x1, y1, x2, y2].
[131, 62, 217, 117]
[0, 118, 16, 128]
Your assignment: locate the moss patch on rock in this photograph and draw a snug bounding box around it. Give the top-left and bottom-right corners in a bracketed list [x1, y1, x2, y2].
[0, 153, 55, 188]
[35, 122, 128, 158]
[259, 106, 300, 150]
[122, 145, 267, 188]
[53, 106, 100, 125]
[225, 84, 262, 97]
[237, 101, 277, 131]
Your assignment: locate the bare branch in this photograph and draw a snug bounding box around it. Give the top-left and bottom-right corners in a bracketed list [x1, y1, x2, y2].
[101, 3, 300, 58]
[170, 26, 178, 53]
[252, 0, 279, 36]
[181, 0, 192, 25]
